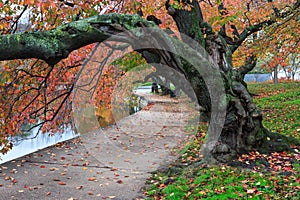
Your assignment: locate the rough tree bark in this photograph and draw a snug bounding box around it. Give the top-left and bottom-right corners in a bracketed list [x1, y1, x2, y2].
[0, 0, 299, 163]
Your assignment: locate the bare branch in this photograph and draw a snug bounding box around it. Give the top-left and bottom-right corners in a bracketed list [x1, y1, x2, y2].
[10, 5, 28, 34]
[237, 55, 257, 78]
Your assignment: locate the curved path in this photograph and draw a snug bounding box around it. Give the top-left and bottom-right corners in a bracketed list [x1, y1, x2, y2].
[0, 94, 198, 200]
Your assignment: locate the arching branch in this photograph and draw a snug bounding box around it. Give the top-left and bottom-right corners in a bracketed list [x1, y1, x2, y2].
[0, 14, 155, 65]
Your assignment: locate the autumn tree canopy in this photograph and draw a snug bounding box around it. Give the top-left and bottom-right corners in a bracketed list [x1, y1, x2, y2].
[0, 0, 299, 162]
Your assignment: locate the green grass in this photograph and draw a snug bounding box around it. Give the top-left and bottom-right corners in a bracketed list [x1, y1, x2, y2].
[146, 165, 299, 199]
[248, 82, 300, 139]
[138, 82, 153, 86]
[145, 82, 300, 200]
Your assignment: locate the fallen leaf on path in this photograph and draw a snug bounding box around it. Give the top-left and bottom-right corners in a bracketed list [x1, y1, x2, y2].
[58, 181, 66, 185]
[88, 177, 96, 181]
[76, 186, 83, 190]
[116, 180, 123, 184]
[10, 169, 18, 173]
[111, 167, 118, 171]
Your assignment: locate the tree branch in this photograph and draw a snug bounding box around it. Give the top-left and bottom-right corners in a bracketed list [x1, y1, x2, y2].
[165, 0, 205, 46]
[0, 14, 155, 65]
[237, 55, 257, 78]
[230, 0, 300, 53]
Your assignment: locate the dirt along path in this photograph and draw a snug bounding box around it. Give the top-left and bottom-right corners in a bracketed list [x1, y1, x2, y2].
[0, 93, 198, 200]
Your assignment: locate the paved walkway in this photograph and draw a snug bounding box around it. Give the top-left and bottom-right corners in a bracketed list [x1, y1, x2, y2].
[0, 94, 198, 200]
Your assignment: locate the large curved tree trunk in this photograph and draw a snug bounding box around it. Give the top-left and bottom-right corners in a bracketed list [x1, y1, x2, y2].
[164, 1, 272, 163]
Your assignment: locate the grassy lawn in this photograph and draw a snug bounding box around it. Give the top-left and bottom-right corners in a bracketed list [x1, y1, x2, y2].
[248, 82, 300, 139]
[144, 82, 300, 200]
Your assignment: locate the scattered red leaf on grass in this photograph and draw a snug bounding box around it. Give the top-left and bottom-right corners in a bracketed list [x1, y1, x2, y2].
[246, 188, 257, 194]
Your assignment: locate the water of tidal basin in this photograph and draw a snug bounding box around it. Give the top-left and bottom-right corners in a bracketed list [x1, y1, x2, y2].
[0, 86, 151, 164]
[0, 126, 78, 164]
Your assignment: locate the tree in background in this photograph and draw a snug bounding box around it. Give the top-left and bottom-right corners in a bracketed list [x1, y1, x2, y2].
[0, 0, 299, 162]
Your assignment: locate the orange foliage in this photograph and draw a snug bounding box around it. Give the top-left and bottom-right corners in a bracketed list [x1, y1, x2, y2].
[0, 0, 100, 153]
[198, 0, 299, 68]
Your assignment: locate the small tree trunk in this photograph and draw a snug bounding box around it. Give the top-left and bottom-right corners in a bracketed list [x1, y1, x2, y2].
[273, 65, 279, 84]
